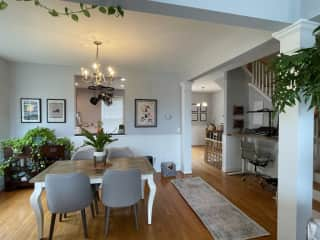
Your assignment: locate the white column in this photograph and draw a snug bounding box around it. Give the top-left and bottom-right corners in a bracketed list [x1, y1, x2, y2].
[273, 19, 318, 240]
[180, 81, 192, 174]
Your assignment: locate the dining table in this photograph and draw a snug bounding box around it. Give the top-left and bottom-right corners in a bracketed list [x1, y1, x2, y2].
[29, 157, 156, 240]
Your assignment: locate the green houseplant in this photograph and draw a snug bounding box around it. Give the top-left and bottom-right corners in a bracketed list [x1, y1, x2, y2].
[0, 1, 124, 22]
[0, 127, 74, 176]
[81, 128, 117, 158]
[272, 25, 320, 113]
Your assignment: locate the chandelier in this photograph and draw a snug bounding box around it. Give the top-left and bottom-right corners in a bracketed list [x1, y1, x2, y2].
[80, 41, 126, 106]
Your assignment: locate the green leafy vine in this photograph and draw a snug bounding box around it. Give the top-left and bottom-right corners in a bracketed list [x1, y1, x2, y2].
[271, 25, 320, 113]
[0, 0, 124, 22]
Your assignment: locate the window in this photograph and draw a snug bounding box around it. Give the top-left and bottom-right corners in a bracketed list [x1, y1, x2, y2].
[101, 96, 124, 134]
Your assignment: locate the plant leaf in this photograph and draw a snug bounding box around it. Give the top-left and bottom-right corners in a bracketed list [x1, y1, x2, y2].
[71, 14, 79, 22]
[48, 9, 59, 17]
[99, 6, 107, 14]
[0, 1, 8, 10]
[83, 9, 90, 17]
[108, 6, 116, 15]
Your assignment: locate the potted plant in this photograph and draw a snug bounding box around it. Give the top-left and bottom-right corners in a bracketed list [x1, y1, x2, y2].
[81, 127, 117, 159]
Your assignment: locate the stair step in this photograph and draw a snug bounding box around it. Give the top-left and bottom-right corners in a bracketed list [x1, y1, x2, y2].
[314, 171, 320, 183]
[314, 199, 320, 212]
[315, 181, 320, 191]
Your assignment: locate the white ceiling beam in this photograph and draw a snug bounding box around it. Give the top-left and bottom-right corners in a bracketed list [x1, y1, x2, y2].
[67, 0, 291, 31]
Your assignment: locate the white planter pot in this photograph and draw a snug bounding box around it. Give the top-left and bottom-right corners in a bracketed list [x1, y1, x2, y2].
[94, 151, 105, 158]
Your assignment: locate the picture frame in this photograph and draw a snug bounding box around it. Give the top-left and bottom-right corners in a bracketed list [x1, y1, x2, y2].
[200, 113, 207, 121]
[20, 98, 42, 123]
[192, 103, 198, 113]
[233, 105, 244, 115]
[47, 99, 66, 123]
[135, 99, 157, 128]
[200, 105, 207, 112]
[192, 113, 198, 121]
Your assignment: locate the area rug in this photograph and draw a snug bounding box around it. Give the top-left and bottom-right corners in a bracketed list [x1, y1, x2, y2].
[172, 177, 269, 240]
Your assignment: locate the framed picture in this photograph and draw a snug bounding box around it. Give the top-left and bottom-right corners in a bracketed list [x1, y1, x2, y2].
[233, 105, 244, 115]
[200, 113, 207, 121]
[192, 113, 198, 121]
[135, 99, 157, 128]
[192, 103, 198, 113]
[47, 99, 66, 123]
[200, 105, 207, 112]
[21, 98, 41, 123]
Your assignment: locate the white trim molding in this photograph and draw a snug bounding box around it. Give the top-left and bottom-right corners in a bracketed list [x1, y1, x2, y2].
[272, 19, 318, 54]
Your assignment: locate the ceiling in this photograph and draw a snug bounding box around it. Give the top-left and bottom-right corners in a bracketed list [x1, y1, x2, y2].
[192, 72, 224, 92]
[0, 1, 273, 80]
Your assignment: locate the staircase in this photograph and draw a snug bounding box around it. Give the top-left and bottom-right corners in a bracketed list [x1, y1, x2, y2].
[246, 61, 276, 101]
[246, 59, 320, 217]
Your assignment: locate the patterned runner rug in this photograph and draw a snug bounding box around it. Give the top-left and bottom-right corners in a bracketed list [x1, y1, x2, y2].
[172, 177, 270, 240]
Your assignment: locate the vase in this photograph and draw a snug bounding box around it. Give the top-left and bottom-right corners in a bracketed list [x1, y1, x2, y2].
[93, 151, 105, 158]
[93, 151, 106, 168]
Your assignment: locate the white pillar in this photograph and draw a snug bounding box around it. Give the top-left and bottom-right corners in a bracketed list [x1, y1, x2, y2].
[180, 81, 192, 174]
[272, 19, 318, 240]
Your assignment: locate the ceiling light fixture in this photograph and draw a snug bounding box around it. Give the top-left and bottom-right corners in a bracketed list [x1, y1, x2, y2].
[80, 41, 127, 106]
[81, 41, 121, 87]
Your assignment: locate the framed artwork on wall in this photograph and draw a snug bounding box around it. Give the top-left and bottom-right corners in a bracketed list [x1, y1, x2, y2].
[192, 113, 198, 121]
[47, 99, 66, 123]
[200, 113, 207, 121]
[200, 105, 207, 112]
[192, 103, 198, 113]
[135, 99, 157, 128]
[20, 98, 42, 123]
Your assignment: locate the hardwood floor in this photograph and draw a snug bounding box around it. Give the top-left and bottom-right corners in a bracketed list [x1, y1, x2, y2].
[0, 147, 277, 240]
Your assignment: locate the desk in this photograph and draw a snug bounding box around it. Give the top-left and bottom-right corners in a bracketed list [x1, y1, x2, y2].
[29, 157, 156, 240]
[228, 133, 277, 175]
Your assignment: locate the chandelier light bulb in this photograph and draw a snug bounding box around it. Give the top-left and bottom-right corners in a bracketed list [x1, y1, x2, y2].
[121, 78, 126, 82]
[92, 62, 99, 70]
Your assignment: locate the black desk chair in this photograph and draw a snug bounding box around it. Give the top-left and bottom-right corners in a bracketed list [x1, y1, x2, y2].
[240, 141, 272, 181]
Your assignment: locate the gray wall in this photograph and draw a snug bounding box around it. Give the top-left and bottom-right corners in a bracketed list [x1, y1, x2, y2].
[8, 62, 183, 138]
[223, 68, 249, 172]
[0, 58, 10, 191]
[9, 63, 77, 137]
[225, 68, 249, 134]
[5, 62, 184, 172]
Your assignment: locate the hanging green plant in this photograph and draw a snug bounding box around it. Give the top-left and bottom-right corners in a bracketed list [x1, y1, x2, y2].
[0, 0, 124, 22]
[271, 25, 320, 113]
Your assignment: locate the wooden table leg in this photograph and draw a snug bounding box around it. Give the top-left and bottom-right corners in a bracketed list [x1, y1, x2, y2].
[30, 183, 44, 240]
[146, 174, 156, 224]
[141, 180, 145, 200]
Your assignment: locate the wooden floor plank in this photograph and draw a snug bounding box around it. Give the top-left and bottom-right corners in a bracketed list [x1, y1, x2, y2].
[0, 147, 277, 240]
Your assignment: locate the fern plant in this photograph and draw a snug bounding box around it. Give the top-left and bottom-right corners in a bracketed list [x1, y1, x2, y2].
[81, 128, 117, 152]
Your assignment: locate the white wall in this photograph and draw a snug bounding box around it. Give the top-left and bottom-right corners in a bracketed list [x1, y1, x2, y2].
[191, 92, 211, 146]
[211, 90, 224, 126]
[8, 62, 184, 171]
[0, 58, 10, 191]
